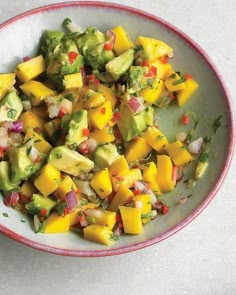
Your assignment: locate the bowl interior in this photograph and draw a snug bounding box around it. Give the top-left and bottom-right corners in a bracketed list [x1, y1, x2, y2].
[0, 2, 234, 256]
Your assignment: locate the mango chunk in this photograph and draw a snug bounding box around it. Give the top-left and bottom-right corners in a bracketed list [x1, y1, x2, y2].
[119, 206, 142, 234]
[165, 140, 193, 166]
[88, 101, 113, 129]
[111, 26, 134, 55]
[24, 128, 53, 154]
[70, 203, 99, 226]
[83, 89, 105, 109]
[83, 224, 118, 246]
[108, 184, 134, 212]
[19, 181, 37, 198]
[165, 72, 186, 92]
[15, 55, 46, 82]
[97, 84, 117, 110]
[34, 163, 61, 197]
[44, 118, 61, 138]
[63, 72, 83, 90]
[122, 168, 142, 188]
[136, 36, 173, 60]
[142, 161, 157, 183]
[156, 155, 175, 193]
[109, 156, 130, 191]
[85, 209, 116, 230]
[43, 212, 70, 234]
[141, 126, 168, 153]
[149, 59, 172, 79]
[0, 73, 16, 100]
[125, 137, 152, 163]
[133, 194, 152, 224]
[90, 168, 112, 199]
[20, 80, 56, 106]
[177, 78, 199, 107]
[19, 111, 45, 132]
[89, 126, 115, 144]
[56, 175, 77, 200]
[139, 78, 165, 104]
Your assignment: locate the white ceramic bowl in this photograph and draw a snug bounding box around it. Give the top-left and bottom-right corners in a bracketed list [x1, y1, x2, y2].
[0, 2, 235, 257]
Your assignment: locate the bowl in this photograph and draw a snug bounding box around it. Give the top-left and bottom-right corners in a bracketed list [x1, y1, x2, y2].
[0, 1, 235, 257]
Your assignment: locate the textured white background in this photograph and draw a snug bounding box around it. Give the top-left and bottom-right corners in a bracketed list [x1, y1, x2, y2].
[0, 1, 235, 295]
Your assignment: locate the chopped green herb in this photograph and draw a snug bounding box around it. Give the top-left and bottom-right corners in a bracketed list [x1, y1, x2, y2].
[213, 115, 222, 133]
[62, 18, 72, 26]
[34, 139, 42, 143]
[21, 220, 27, 223]
[172, 77, 186, 85]
[56, 153, 62, 159]
[109, 233, 119, 241]
[199, 152, 208, 163]
[71, 143, 78, 151]
[99, 188, 105, 193]
[157, 135, 164, 141]
[7, 108, 17, 119]
[141, 212, 154, 219]
[169, 73, 177, 79]
[2, 213, 8, 217]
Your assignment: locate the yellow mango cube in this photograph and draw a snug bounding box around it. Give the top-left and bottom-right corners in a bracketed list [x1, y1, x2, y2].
[148, 181, 161, 196]
[109, 156, 129, 191]
[141, 126, 168, 153]
[43, 212, 70, 234]
[177, 78, 199, 107]
[19, 181, 37, 198]
[136, 36, 173, 60]
[89, 126, 115, 144]
[122, 168, 142, 188]
[34, 163, 61, 197]
[83, 224, 118, 246]
[56, 175, 77, 200]
[139, 78, 165, 104]
[88, 101, 113, 130]
[20, 80, 56, 106]
[149, 59, 172, 79]
[82, 89, 106, 109]
[165, 140, 193, 166]
[111, 26, 134, 55]
[63, 72, 83, 89]
[85, 209, 116, 230]
[19, 111, 45, 132]
[90, 168, 112, 199]
[70, 203, 99, 226]
[125, 137, 152, 163]
[165, 72, 186, 92]
[156, 155, 175, 193]
[15, 55, 46, 82]
[0, 73, 16, 100]
[24, 128, 53, 154]
[119, 206, 142, 234]
[108, 184, 134, 212]
[142, 161, 157, 183]
[133, 194, 152, 224]
[97, 84, 117, 110]
[44, 118, 61, 138]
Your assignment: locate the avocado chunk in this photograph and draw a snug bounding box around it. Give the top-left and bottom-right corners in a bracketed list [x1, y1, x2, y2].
[48, 146, 94, 176]
[40, 30, 65, 59]
[65, 110, 88, 146]
[117, 102, 154, 142]
[8, 145, 46, 183]
[26, 193, 56, 216]
[0, 161, 19, 192]
[94, 143, 120, 168]
[0, 91, 23, 123]
[105, 49, 134, 81]
[75, 27, 106, 55]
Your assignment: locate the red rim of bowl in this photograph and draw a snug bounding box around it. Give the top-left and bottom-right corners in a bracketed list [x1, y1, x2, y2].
[0, 1, 235, 257]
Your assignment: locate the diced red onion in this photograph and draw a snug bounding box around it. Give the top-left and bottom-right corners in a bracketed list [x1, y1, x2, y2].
[9, 121, 23, 133]
[128, 96, 143, 114]
[80, 66, 87, 85]
[106, 30, 116, 46]
[80, 215, 89, 227]
[48, 104, 60, 119]
[28, 146, 39, 162]
[114, 226, 122, 236]
[87, 138, 98, 153]
[2, 122, 13, 130]
[65, 190, 77, 212]
[9, 192, 19, 206]
[179, 197, 187, 204]
[153, 201, 163, 210]
[188, 137, 203, 154]
[23, 56, 31, 62]
[0, 137, 9, 149]
[176, 132, 187, 142]
[176, 166, 184, 182]
[134, 181, 157, 205]
[60, 99, 72, 114]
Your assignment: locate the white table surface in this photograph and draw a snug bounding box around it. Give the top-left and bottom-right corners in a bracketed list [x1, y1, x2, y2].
[0, 1, 235, 294]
